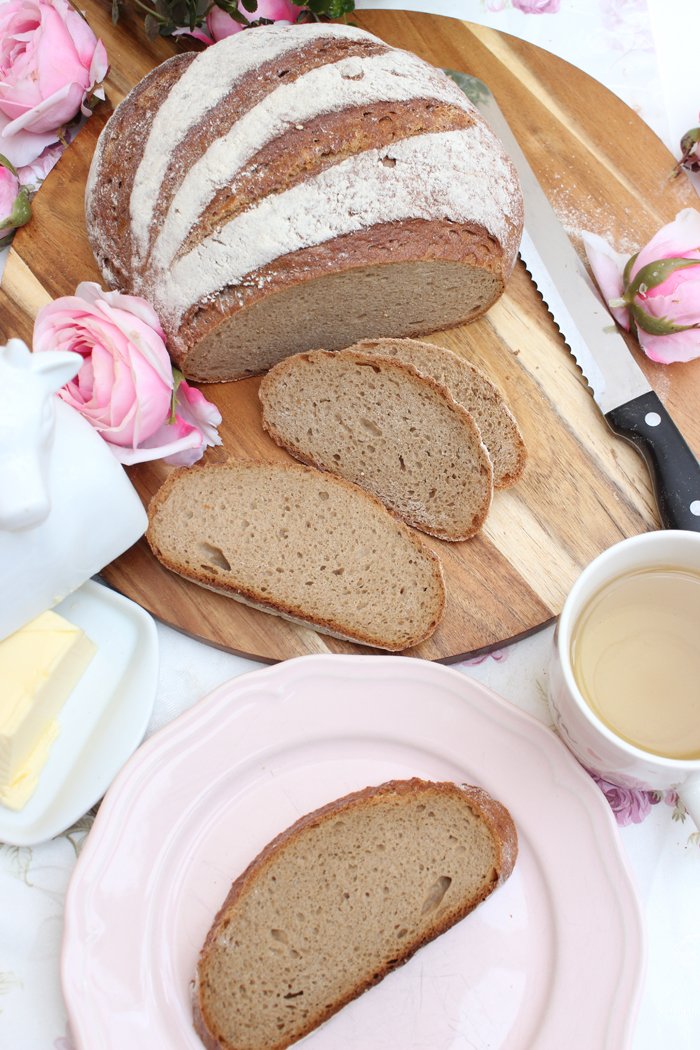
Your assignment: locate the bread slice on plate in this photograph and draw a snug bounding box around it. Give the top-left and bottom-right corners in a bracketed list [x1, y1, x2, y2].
[146, 461, 445, 651]
[258, 348, 493, 541]
[350, 337, 527, 488]
[193, 778, 518, 1050]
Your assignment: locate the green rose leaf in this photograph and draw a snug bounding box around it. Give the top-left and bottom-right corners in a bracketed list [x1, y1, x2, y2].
[625, 255, 700, 299]
[10, 188, 32, 229]
[0, 186, 32, 236]
[622, 250, 638, 289]
[629, 301, 700, 337]
[0, 153, 18, 177]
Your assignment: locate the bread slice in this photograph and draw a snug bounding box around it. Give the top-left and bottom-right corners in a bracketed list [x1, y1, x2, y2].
[146, 461, 445, 651]
[350, 338, 527, 488]
[258, 349, 493, 541]
[193, 778, 518, 1050]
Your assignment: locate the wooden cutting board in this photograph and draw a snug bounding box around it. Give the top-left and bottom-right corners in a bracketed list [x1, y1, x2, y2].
[1, 5, 698, 663]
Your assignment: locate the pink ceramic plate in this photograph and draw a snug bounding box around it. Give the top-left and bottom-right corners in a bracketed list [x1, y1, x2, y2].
[62, 655, 644, 1049]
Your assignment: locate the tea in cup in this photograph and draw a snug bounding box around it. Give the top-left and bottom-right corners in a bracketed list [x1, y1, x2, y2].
[548, 530, 700, 827]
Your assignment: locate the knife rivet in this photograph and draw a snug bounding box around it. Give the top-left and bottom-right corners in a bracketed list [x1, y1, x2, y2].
[644, 412, 662, 427]
[691, 501, 700, 517]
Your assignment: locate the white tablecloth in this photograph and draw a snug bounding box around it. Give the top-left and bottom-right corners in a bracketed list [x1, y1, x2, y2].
[1, 2, 699, 1048]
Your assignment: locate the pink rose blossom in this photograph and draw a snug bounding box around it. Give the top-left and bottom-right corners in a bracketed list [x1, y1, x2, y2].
[174, 0, 299, 44]
[589, 771, 654, 826]
[33, 283, 222, 466]
[0, 158, 31, 240]
[0, 0, 108, 145]
[175, 0, 299, 44]
[207, 0, 299, 40]
[512, 0, 560, 13]
[583, 208, 700, 364]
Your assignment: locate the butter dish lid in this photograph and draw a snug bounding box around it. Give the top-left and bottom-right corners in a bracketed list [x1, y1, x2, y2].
[0, 342, 147, 642]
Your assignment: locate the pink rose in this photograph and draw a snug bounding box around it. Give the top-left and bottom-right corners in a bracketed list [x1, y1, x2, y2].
[33, 283, 222, 466]
[0, 158, 31, 240]
[512, 0, 560, 13]
[206, 0, 299, 40]
[583, 208, 700, 364]
[589, 772, 654, 827]
[0, 0, 108, 141]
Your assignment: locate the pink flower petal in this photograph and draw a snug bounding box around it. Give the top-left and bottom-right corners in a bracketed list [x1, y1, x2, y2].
[1, 81, 78, 136]
[632, 208, 700, 274]
[638, 327, 700, 364]
[174, 380, 223, 448]
[0, 108, 58, 167]
[581, 230, 630, 329]
[88, 39, 109, 85]
[114, 420, 204, 466]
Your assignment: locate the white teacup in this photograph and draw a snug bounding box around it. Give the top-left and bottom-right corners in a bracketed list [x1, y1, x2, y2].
[548, 530, 700, 828]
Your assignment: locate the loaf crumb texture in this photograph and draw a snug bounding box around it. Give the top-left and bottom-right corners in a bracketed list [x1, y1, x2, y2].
[146, 462, 445, 650]
[350, 338, 527, 488]
[259, 349, 493, 540]
[194, 778, 518, 1050]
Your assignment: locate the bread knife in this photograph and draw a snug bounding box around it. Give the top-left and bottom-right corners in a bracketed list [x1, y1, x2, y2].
[447, 71, 700, 532]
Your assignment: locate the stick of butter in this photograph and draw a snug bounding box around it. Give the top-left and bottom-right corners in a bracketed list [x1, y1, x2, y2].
[0, 610, 96, 810]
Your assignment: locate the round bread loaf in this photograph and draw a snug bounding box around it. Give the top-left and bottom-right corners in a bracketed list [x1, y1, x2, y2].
[86, 24, 524, 382]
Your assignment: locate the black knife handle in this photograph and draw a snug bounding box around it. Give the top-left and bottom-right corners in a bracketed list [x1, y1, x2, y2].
[605, 391, 700, 531]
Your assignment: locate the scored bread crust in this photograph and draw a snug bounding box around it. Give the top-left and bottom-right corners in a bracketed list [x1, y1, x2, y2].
[171, 219, 507, 382]
[85, 25, 524, 383]
[146, 462, 446, 651]
[193, 778, 518, 1050]
[259, 349, 494, 541]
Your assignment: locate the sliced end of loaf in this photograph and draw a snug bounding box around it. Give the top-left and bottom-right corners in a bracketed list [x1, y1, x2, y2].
[193, 778, 517, 1050]
[175, 255, 503, 383]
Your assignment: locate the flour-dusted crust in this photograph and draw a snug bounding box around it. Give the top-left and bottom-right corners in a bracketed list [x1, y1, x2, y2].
[193, 778, 518, 1050]
[86, 24, 524, 382]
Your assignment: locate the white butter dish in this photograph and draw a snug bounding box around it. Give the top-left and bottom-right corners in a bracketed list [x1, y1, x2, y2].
[0, 578, 158, 847]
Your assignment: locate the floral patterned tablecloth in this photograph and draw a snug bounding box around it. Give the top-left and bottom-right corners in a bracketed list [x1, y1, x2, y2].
[1, 2, 699, 1048]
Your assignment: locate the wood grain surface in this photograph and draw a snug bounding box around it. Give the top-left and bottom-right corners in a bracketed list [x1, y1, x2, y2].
[1, 5, 698, 663]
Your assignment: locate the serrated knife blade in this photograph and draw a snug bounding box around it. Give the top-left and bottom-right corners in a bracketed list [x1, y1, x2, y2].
[447, 71, 700, 531]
